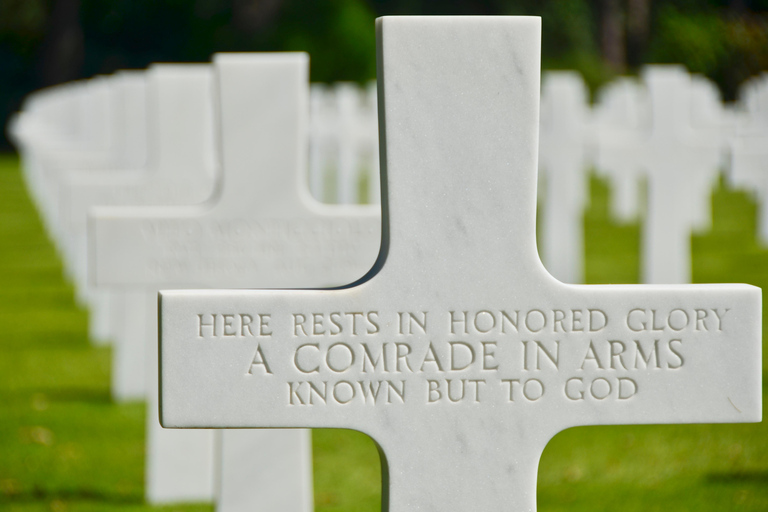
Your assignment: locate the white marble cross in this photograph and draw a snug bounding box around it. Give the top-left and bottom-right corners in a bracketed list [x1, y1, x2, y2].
[31, 78, 115, 272]
[308, 82, 380, 205]
[732, 133, 768, 242]
[309, 84, 335, 202]
[593, 76, 646, 222]
[334, 82, 380, 204]
[731, 74, 768, 242]
[335, 82, 364, 204]
[10, 81, 88, 219]
[81, 63, 217, 505]
[80, 64, 216, 395]
[21, 77, 122, 345]
[687, 75, 736, 232]
[90, 58, 379, 291]
[111, 70, 149, 171]
[90, 53, 380, 509]
[641, 67, 727, 283]
[597, 66, 725, 284]
[159, 17, 762, 512]
[538, 71, 591, 283]
[363, 81, 381, 205]
[62, 72, 149, 347]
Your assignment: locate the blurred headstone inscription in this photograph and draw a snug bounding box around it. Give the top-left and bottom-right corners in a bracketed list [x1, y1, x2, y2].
[160, 17, 762, 512]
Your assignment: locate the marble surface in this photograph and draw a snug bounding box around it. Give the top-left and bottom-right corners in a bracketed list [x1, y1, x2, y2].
[160, 16, 762, 512]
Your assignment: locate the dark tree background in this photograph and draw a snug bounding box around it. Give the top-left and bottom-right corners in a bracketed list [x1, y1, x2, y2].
[1, 0, 767, 150]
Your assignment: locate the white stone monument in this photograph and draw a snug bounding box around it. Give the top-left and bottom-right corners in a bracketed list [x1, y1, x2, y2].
[687, 74, 735, 232]
[90, 53, 380, 508]
[593, 76, 646, 223]
[160, 17, 762, 512]
[640, 67, 726, 284]
[10, 79, 125, 348]
[90, 60, 379, 291]
[81, 64, 218, 503]
[335, 82, 363, 204]
[47, 77, 116, 274]
[362, 81, 381, 205]
[10, 78, 114, 288]
[309, 84, 335, 202]
[82, 65, 216, 397]
[731, 73, 768, 242]
[86, 64, 215, 503]
[333, 82, 380, 205]
[538, 70, 592, 283]
[731, 132, 768, 242]
[308, 82, 380, 205]
[596, 66, 725, 284]
[63, 72, 149, 347]
[10, 81, 87, 217]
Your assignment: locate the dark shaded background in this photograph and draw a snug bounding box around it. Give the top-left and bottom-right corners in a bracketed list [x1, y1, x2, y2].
[2, 0, 768, 150]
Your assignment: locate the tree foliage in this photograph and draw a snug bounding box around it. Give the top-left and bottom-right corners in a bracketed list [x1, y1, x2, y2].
[1, 0, 767, 149]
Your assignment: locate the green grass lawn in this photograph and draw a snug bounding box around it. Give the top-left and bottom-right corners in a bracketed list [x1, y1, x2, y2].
[1, 153, 766, 511]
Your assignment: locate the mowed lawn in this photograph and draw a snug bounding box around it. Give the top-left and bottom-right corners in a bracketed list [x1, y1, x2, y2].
[0, 153, 766, 511]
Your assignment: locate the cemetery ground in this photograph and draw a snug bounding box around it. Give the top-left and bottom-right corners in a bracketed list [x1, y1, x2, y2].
[0, 152, 766, 512]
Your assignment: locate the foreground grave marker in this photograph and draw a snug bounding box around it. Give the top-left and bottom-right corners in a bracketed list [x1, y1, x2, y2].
[160, 17, 762, 512]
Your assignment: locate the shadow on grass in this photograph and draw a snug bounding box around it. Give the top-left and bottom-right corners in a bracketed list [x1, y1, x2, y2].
[706, 471, 768, 484]
[0, 485, 142, 505]
[45, 387, 114, 404]
[3, 387, 111, 402]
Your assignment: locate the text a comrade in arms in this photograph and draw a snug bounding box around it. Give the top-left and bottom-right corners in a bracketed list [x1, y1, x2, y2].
[196, 306, 731, 340]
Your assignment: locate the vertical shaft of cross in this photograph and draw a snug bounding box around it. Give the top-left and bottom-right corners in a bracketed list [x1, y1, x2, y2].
[375, 17, 548, 289]
[376, 418, 549, 512]
[641, 67, 722, 284]
[213, 53, 311, 215]
[112, 71, 148, 170]
[149, 65, 215, 174]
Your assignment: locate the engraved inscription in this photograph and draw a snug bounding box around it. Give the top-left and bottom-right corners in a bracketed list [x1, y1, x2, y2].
[187, 307, 731, 407]
[197, 313, 272, 338]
